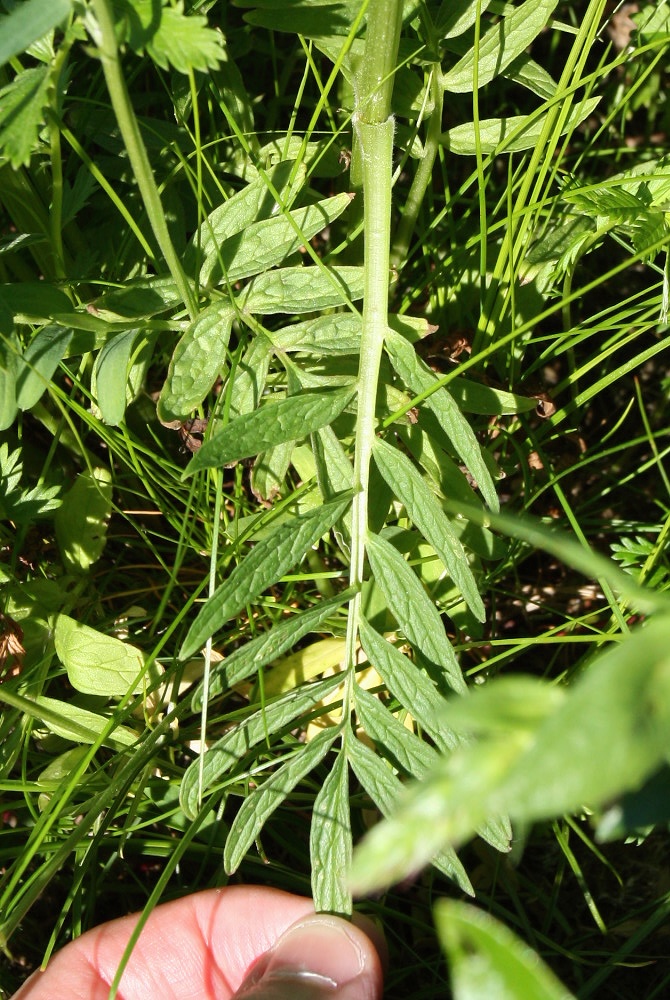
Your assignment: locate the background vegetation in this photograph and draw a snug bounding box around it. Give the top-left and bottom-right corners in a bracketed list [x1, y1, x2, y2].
[1, 0, 669, 996]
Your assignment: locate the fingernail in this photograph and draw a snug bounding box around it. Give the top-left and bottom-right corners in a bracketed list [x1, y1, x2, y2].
[233, 915, 366, 998]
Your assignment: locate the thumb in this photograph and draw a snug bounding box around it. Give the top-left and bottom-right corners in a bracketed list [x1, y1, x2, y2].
[232, 913, 384, 1000]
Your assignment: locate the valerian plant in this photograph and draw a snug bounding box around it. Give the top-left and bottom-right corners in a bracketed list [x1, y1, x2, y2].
[2, 0, 669, 994]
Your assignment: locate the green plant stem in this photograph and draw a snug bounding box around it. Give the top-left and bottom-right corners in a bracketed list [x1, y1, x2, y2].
[344, 0, 401, 708]
[89, 0, 198, 320]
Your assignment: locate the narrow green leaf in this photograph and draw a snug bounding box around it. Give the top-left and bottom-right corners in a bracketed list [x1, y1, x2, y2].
[373, 438, 485, 621]
[179, 493, 352, 659]
[54, 615, 147, 698]
[182, 673, 346, 817]
[29, 696, 137, 749]
[446, 376, 537, 415]
[443, 0, 559, 93]
[0, 66, 50, 168]
[347, 733, 473, 895]
[185, 384, 356, 474]
[15, 326, 73, 410]
[310, 749, 352, 914]
[0, 690, 137, 751]
[93, 329, 142, 425]
[436, 0, 494, 39]
[0, 331, 19, 431]
[0, 0, 71, 68]
[157, 303, 234, 424]
[224, 727, 337, 874]
[385, 329, 499, 511]
[227, 333, 273, 418]
[240, 265, 365, 315]
[190, 590, 355, 709]
[435, 900, 576, 1000]
[184, 161, 303, 279]
[354, 684, 442, 776]
[54, 468, 112, 573]
[366, 533, 466, 694]
[358, 617, 461, 749]
[443, 98, 600, 155]
[251, 440, 294, 502]
[203, 192, 354, 287]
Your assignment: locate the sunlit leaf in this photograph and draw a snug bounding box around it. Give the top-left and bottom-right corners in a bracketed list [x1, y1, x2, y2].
[240, 265, 365, 315]
[54, 468, 112, 573]
[311, 748, 352, 914]
[54, 614, 148, 697]
[224, 726, 337, 874]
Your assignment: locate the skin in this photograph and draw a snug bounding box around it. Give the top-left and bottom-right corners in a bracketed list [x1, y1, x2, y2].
[11, 886, 385, 1000]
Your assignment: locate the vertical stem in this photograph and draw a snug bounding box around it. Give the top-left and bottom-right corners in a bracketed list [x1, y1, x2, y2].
[89, 0, 198, 320]
[343, 0, 402, 708]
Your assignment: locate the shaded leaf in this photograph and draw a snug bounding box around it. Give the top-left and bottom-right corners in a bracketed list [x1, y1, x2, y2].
[0, 331, 19, 431]
[179, 492, 352, 659]
[0, 66, 50, 168]
[16, 326, 73, 410]
[93, 328, 142, 425]
[224, 726, 338, 873]
[118, 0, 225, 74]
[185, 384, 356, 473]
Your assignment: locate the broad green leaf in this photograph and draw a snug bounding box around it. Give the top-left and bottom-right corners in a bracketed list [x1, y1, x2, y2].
[384, 329, 499, 512]
[0, 282, 72, 319]
[240, 265, 365, 315]
[503, 54, 557, 100]
[0, 331, 18, 431]
[366, 533, 466, 694]
[184, 161, 303, 279]
[16, 326, 73, 410]
[224, 727, 338, 874]
[93, 329, 142, 425]
[93, 277, 181, 318]
[436, 0, 494, 39]
[443, 0, 559, 93]
[185, 384, 356, 473]
[182, 673, 346, 817]
[30, 696, 138, 749]
[179, 492, 352, 659]
[54, 467, 112, 572]
[435, 900, 576, 1000]
[0, 0, 71, 68]
[373, 438, 484, 621]
[447, 377, 537, 415]
[274, 314, 363, 355]
[202, 192, 354, 287]
[37, 746, 89, 811]
[157, 303, 234, 424]
[310, 749, 352, 914]
[358, 617, 461, 750]
[242, 1, 363, 38]
[0, 66, 51, 168]
[54, 614, 147, 697]
[190, 589, 354, 709]
[443, 98, 600, 155]
[117, 0, 225, 73]
[347, 733, 473, 895]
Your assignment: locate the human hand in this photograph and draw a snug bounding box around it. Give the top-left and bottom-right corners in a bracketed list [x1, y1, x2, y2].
[11, 886, 384, 1000]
